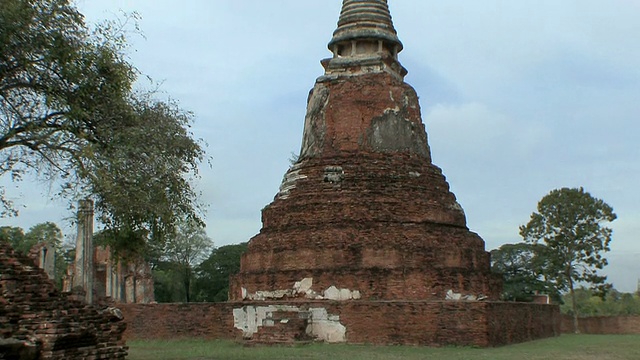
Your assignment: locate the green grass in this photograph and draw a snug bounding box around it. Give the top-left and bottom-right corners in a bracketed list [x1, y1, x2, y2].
[127, 334, 640, 360]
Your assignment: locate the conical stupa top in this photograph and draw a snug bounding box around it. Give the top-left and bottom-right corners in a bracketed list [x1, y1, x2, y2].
[328, 0, 403, 52]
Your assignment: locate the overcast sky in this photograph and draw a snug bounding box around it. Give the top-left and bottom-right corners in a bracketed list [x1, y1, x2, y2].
[3, 1, 639, 292]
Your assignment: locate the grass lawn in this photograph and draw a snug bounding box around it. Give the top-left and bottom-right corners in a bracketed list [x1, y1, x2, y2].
[127, 334, 640, 360]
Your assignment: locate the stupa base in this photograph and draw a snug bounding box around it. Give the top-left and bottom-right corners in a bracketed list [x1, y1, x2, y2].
[231, 300, 560, 347]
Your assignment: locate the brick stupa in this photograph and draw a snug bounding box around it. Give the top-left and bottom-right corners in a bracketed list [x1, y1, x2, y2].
[231, 0, 501, 303]
[228, 0, 558, 346]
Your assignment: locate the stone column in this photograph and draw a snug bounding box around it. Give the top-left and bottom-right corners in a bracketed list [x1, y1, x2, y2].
[125, 274, 136, 303]
[73, 199, 94, 304]
[115, 261, 122, 302]
[106, 256, 114, 299]
[41, 244, 56, 280]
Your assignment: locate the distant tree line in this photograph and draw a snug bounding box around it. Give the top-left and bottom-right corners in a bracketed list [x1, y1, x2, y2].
[153, 242, 247, 303]
[559, 287, 640, 317]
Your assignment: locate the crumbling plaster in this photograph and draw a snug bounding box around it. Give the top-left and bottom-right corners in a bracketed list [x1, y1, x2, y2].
[241, 278, 361, 302]
[233, 304, 347, 343]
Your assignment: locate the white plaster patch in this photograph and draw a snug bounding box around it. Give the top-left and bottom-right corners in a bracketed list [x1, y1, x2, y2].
[323, 286, 361, 301]
[323, 286, 340, 300]
[233, 305, 300, 338]
[277, 166, 308, 199]
[243, 279, 361, 301]
[384, 106, 401, 115]
[293, 278, 313, 294]
[446, 289, 487, 302]
[249, 289, 292, 301]
[233, 305, 347, 343]
[307, 308, 347, 343]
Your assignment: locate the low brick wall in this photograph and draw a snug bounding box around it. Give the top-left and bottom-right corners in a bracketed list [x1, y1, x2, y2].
[486, 302, 561, 346]
[119, 303, 237, 340]
[561, 315, 640, 334]
[119, 301, 559, 347]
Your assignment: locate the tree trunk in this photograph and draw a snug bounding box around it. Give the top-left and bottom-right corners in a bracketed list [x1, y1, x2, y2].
[568, 274, 580, 334]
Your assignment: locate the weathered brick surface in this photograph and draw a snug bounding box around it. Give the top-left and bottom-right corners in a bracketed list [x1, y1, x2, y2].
[119, 301, 559, 347]
[230, 73, 501, 304]
[560, 315, 640, 334]
[0, 241, 127, 359]
[119, 303, 238, 341]
[231, 268, 501, 302]
[485, 302, 561, 346]
[249, 310, 312, 344]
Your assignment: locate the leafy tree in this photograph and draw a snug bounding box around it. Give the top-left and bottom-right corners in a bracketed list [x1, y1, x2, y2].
[0, 0, 205, 251]
[0, 222, 61, 254]
[152, 261, 188, 303]
[159, 220, 213, 302]
[195, 242, 247, 302]
[0, 226, 26, 252]
[490, 243, 559, 302]
[24, 221, 63, 248]
[520, 187, 616, 333]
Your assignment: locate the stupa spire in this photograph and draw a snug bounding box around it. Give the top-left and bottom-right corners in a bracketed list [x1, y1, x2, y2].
[329, 0, 402, 52]
[322, 0, 407, 80]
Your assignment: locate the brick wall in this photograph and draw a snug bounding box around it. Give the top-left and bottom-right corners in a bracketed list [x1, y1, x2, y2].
[561, 315, 640, 334]
[119, 303, 237, 340]
[0, 241, 127, 359]
[119, 301, 558, 347]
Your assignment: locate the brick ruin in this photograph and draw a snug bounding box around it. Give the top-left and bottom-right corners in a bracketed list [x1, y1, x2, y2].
[226, 0, 559, 346]
[62, 200, 155, 305]
[63, 245, 155, 305]
[27, 243, 55, 281]
[0, 240, 127, 359]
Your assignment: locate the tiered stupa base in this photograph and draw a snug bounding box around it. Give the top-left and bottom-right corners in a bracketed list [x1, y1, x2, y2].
[229, 300, 559, 346]
[230, 73, 503, 302]
[230, 153, 503, 302]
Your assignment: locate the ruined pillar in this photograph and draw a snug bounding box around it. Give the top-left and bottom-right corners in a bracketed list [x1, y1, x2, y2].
[114, 261, 123, 301]
[29, 243, 56, 280]
[106, 256, 114, 299]
[73, 199, 94, 304]
[41, 244, 56, 280]
[125, 274, 136, 303]
[62, 264, 74, 292]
